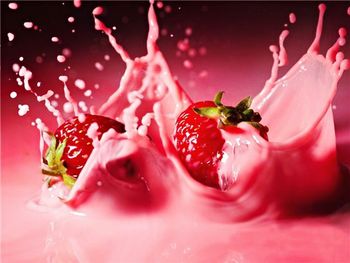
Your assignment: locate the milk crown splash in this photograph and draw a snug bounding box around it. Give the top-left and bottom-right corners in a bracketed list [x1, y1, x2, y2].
[70, 2, 348, 215]
[16, 2, 349, 219]
[6, 3, 350, 263]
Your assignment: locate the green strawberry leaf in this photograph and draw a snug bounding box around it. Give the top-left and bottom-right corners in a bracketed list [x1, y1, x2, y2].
[193, 107, 221, 119]
[42, 135, 73, 187]
[193, 91, 269, 139]
[45, 136, 57, 167]
[242, 108, 254, 120]
[214, 91, 224, 107]
[55, 139, 67, 164]
[248, 121, 262, 130]
[236, 96, 252, 112]
[62, 174, 76, 188]
[41, 167, 61, 176]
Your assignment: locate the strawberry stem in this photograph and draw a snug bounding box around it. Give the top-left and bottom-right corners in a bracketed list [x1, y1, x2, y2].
[41, 135, 76, 188]
[194, 91, 269, 138]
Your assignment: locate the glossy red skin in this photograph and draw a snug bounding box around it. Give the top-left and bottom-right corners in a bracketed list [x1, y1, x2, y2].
[174, 101, 225, 189]
[55, 114, 125, 178]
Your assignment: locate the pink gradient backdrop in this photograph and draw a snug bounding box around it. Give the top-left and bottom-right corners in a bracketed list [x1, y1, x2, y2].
[1, 1, 350, 262]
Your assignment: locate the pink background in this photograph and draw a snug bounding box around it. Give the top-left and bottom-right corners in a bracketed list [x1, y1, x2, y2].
[2, 1, 350, 262]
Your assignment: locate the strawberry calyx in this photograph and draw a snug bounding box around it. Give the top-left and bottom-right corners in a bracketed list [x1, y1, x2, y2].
[41, 134, 76, 188]
[194, 91, 269, 139]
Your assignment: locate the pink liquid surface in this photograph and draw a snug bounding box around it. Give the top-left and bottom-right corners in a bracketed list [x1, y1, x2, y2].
[2, 2, 350, 262]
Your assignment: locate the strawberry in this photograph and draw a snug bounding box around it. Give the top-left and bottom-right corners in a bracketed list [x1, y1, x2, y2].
[42, 114, 125, 187]
[173, 92, 268, 189]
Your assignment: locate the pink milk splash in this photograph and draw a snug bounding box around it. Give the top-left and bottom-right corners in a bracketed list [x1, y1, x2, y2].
[2, 2, 350, 262]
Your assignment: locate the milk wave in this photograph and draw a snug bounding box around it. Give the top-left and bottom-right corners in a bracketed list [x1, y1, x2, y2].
[18, 2, 349, 221]
[7, 2, 350, 262]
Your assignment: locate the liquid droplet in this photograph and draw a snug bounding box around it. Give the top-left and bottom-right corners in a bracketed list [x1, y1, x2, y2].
[7, 32, 15, 41]
[8, 2, 18, 10]
[57, 55, 66, 63]
[75, 79, 86, 90]
[18, 104, 30, 116]
[10, 91, 17, 99]
[51, 37, 59, 42]
[289, 13, 296, 24]
[73, 0, 81, 8]
[24, 22, 34, 29]
[95, 62, 104, 71]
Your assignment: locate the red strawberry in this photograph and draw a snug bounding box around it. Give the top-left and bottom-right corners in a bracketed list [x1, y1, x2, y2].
[42, 114, 125, 187]
[174, 92, 268, 189]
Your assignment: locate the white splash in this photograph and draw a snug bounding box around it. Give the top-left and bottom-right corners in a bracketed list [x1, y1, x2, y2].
[74, 79, 86, 90]
[24, 22, 34, 29]
[10, 91, 17, 99]
[7, 33, 15, 42]
[18, 104, 29, 116]
[51, 37, 59, 42]
[8, 2, 18, 10]
[57, 55, 66, 63]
